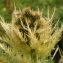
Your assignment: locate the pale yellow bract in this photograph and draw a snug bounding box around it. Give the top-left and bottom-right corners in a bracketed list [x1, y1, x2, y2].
[0, 7, 63, 63]
[0, 62, 2, 63]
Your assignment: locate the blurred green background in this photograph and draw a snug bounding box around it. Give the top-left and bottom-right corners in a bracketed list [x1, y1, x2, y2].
[0, 0, 63, 22]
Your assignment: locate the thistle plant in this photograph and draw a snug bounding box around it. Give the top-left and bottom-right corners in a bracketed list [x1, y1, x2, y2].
[0, 7, 63, 63]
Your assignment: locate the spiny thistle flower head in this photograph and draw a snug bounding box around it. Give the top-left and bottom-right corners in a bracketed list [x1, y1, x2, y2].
[0, 7, 63, 63]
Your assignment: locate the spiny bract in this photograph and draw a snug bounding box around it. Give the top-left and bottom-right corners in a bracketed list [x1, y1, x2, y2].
[0, 7, 63, 63]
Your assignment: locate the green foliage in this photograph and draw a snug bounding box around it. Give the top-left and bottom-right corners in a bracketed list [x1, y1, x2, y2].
[0, 48, 18, 63]
[0, 0, 11, 22]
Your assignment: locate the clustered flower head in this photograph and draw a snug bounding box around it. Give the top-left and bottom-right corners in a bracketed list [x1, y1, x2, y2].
[0, 7, 63, 63]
